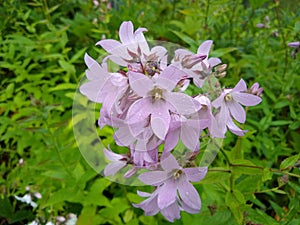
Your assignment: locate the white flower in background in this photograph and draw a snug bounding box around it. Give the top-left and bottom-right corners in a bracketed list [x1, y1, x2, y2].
[14, 194, 37, 208]
[66, 213, 78, 225]
[45, 222, 55, 225]
[27, 221, 38, 225]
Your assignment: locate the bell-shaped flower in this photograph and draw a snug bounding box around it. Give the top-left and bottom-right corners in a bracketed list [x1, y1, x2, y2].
[212, 79, 262, 124]
[174, 41, 221, 87]
[136, 154, 207, 216]
[79, 53, 110, 103]
[103, 148, 129, 176]
[126, 63, 200, 141]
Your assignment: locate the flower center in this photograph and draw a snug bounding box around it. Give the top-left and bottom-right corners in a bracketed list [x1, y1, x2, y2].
[172, 169, 183, 180]
[151, 87, 163, 100]
[224, 93, 232, 102]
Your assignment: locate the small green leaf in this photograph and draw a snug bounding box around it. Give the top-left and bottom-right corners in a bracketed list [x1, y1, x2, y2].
[280, 153, 300, 170]
[49, 83, 77, 92]
[123, 209, 134, 223]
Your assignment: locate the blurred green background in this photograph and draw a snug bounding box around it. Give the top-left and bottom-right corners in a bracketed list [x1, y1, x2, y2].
[0, 0, 299, 224]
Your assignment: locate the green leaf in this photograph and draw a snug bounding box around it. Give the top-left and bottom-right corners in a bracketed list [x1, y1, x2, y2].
[225, 191, 244, 224]
[246, 208, 279, 225]
[48, 83, 78, 92]
[171, 30, 198, 49]
[201, 169, 231, 185]
[123, 209, 134, 223]
[0, 196, 13, 217]
[280, 153, 300, 170]
[270, 120, 292, 126]
[210, 47, 238, 58]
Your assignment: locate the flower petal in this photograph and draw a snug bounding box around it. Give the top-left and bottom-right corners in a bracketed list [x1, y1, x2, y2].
[227, 118, 246, 136]
[181, 124, 200, 151]
[197, 40, 213, 55]
[119, 21, 134, 44]
[232, 79, 247, 92]
[208, 57, 221, 67]
[133, 190, 160, 216]
[160, 201, 181, 222]
[79, 80, 103, 103]
[166, 92, 200, 115]
[138, 171, 169, 186]
[178, 179, 201, 210]
[128, 71, 153, 97]
[227, 101, 246, 123]
[103, 148, 124, 161]
[156, 63, 184, 91]
[160, 154, 180, 171]
[157, 181, 177, 209]
[164, 128, 180, 153]
[114, 126, 135, 146]
[126, 98, 151, 124]
[150, 105, 170, 140]
[183, 167, 208, 182]
[232, 92, 262, 106]
[96, 39, 123, 54]
[104, 161, 127, 176]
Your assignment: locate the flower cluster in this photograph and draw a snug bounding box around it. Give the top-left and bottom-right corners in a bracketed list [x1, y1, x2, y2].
[80, 21, 262, 222]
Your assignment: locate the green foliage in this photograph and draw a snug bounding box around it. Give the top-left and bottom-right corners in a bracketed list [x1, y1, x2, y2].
[0, 0, 299, 224]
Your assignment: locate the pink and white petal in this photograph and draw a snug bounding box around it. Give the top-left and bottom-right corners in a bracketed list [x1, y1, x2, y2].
[124, 167, 137, 178]
[211, 93, 225, 109]
[232, 79, 247, 92]
[126, 98, 152, 124]
[180, 199, 200, 214]
[128, 71, 153, 97]
[178, 179, 201, 210]
[133, 191, 160, 216]
[157, 63, 184, 91]
[103, 148, 124, 161]
[227, 101, 246, 123]
[96, 39, 123, 54]
[114, 126, 135, 146]
[183, 167, 208, 182]
[166, 92, 200, 115]
[208, 57, 221, 67]
[104, 161, 127, 176]
[150, 46, 168, 59]
[227, 119, 246, 136]
[160, 202, 181, 222]
[232, 92, 262, 106]
[138, 171, 169, 186]
[150, 108, 170, 140]
[160, 154, 180, 171]
[134, 27, 149, 54]
[181, 125, 200, 151]
[157, 181, 177, 209]
[137, 190, 152, 198]
[134, 139, 149, 153]
[197, 40, 213, 55]
[209, 115, 225, 138]
[79, 80, 103, 103]
[174, 49, 193, 61]
[193, 76, 205, 88]
[84, 53, 107, 80]
[164, 128, 180, 153]
[103, 54, 128, 67]
[119, 21, 134, 44]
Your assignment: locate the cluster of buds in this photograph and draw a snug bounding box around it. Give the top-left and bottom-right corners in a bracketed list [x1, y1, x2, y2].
[80, 21, 262, 222]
